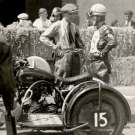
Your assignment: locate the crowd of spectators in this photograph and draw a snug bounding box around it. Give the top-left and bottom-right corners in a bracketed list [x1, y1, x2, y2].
[0, 6, 134, 31]
[0, 7, 62, 34]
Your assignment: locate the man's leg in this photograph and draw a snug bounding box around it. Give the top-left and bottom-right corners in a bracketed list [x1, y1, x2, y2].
[2, 94, 17, 135]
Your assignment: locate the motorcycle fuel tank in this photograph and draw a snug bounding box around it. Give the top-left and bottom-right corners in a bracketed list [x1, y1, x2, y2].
[18, 56, 54, 85]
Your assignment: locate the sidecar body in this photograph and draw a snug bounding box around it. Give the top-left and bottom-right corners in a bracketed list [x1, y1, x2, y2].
[18, 79, 131, 135]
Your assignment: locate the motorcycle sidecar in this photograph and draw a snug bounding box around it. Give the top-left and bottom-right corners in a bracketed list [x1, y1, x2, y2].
[17, 79, 131, 135]
[6, 56, 131, 135]
[62, 80, 131, 135]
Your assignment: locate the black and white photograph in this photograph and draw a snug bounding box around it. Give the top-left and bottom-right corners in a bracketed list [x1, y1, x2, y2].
[0, 0, 135, 135]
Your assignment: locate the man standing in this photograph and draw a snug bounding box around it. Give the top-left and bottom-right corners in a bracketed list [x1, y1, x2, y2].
[17, 13, 32, 28]
[49, 7, 62, 23]
[40, 3, 84, 77]
[85, 3, 116, 83]
[33, 8, 51, 32]
[123, 10, 135, 29]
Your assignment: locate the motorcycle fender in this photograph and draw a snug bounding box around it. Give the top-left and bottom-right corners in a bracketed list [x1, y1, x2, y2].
[62, 81, 131, 126]
[102, 85, 131, 121]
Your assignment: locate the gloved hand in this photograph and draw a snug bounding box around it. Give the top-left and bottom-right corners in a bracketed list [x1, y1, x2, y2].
[93, 52, 101, 57]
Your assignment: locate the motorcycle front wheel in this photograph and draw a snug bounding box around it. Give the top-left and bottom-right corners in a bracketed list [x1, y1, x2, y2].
[68, 90, 127, 135]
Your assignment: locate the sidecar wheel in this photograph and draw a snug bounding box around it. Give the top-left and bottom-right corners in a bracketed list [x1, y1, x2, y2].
[68, 90, 127, 135]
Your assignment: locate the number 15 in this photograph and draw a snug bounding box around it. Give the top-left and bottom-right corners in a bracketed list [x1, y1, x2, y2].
[94, 112, 108, 127]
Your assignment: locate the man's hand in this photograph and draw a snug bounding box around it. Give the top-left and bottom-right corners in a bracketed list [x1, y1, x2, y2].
[52, 43, 61, 50]
[40, 36, 55, 48]
[93, 51, 105, 58]
[93, 52, 101, 57]
[52, 45, 58, 50]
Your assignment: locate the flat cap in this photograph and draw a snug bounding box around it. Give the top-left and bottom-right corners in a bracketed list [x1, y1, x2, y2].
[17, 13, 29, 20]
[124, 10, 133, 15]
[38, 8, 47, 14]
[61, 3, 78, 13]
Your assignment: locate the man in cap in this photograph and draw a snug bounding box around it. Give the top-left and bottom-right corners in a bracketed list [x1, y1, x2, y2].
[33, 8, 51, 32]
[84, 11, 93, 28]
[49, 7, 62, 23]
[84, 3, 116, 83]
[123, 10, 135, 28]
[40, 3, 84, 77]
[17, 13, 32, 28]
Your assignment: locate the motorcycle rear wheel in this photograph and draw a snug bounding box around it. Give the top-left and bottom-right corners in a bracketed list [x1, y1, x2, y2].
[68, 90, 127, 135]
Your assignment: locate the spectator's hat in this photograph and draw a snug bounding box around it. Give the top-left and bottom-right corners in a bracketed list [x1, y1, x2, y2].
[17, 13, 29, 20]
[38, 8, 47, 14]
[61, 3, 78, 13]
[124, 10, 133, 16]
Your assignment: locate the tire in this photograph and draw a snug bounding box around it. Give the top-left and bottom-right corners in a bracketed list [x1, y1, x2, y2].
[68, 90, 127, 135]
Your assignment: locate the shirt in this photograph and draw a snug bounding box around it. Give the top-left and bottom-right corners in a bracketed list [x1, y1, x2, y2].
[89, 25, 116, 55]
[125, 20, 131, 26]
[40, 18, 83, 50]
[124, 20, 135, 28]
[33, 18, 51, 31]
[90, 29, 100, 53]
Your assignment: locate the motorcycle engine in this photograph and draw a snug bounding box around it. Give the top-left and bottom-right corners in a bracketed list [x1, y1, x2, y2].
[27, 82, 57, 113]
[14, 56, 57, 113]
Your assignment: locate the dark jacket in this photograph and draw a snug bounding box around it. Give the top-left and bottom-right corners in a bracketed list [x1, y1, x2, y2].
[0, 41, 16, 111]
[85, 25, 116, 83]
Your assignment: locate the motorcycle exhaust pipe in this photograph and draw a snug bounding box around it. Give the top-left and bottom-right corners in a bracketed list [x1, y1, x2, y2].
[63, 122, 89, 133]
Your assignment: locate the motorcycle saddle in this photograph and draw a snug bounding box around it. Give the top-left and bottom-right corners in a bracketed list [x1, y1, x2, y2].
[56, 72, 92, 85]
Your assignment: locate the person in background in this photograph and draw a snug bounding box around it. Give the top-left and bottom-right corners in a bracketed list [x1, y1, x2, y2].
[123, 10, 135, 29]
[85, 11, 93, 27]
[49, 7, 62, 24]
[84, 3, 116, 83]
[40, 3, 84, 77]
[6, 13, 32, 29]
[17, 13, 32, 28]
[111, 19, 119, 27]
[33, 8, 51, 32]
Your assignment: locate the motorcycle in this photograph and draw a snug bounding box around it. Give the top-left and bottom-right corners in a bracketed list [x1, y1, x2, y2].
[1, 55, 131, 135]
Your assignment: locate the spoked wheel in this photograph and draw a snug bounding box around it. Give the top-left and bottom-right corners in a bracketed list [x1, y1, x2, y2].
[68, 90, 127, 135]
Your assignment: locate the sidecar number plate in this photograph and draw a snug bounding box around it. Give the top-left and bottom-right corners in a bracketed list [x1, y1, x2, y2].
[94, 112, 108, 127]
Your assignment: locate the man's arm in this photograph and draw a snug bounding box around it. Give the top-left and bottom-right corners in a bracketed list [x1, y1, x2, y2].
[40, 21, 60, 48]
[100, 26, 116, 56]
